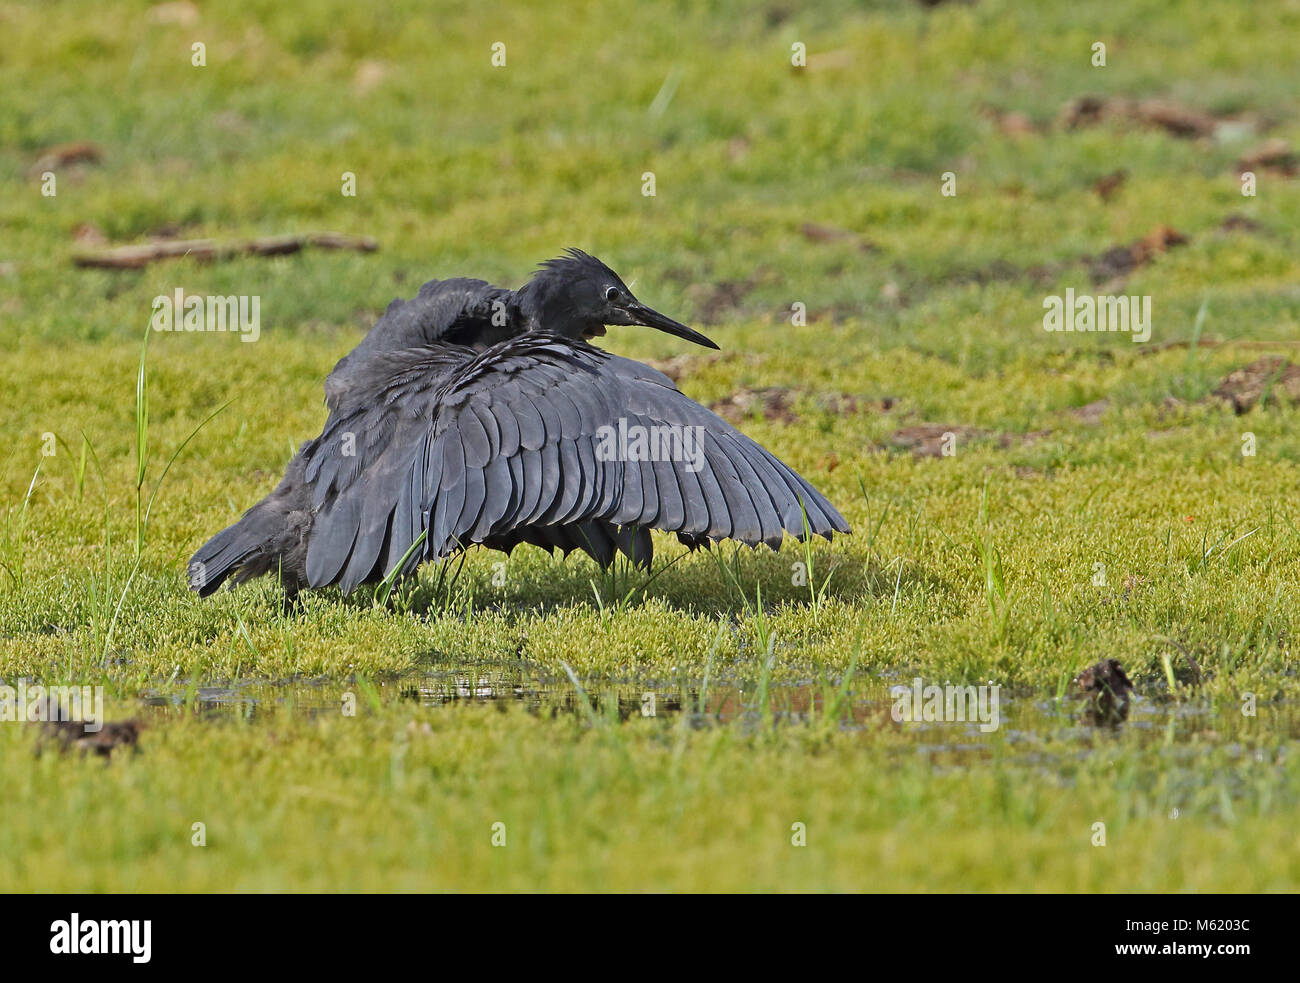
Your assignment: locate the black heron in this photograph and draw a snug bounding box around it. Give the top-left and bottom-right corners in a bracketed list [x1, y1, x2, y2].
[189, 249, 850, 601]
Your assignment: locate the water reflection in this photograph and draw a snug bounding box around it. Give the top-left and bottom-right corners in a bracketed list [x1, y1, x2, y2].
[138, 660, 1300, 761]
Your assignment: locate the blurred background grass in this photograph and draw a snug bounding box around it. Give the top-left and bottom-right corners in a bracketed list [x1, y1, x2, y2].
[2, 0, 1297, 352]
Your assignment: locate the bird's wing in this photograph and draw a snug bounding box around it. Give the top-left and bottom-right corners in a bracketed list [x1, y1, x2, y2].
[324, 277, 514, 414]
[302, 334, 850, 593]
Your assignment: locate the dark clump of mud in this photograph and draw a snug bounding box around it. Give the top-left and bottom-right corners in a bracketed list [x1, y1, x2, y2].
[36, 719, 144, 759]
[1059, 96, 1263, 141]
[1068, 399, 1110, 425]
[980, 105, 1037, 136]
[27, 140, 103, 177]
[1074, 659, 1134, 725]
[889, 424, 1049, 458]
[1236, 139, 1297, 177]
[1219, 214, 1264, 234]
[890, 424, 985, 457]
[820, 393, 894, 416]
[1087, 225, 1189, 285]
[711, 387, 894, 426]
[645, 350, 764, 385]
[712, 386, 800, 424]
[936, 225, 1188, 291]
[685, 275, 772, 325]
[799, 221, 878, 252]
[1210, 357, 1300, 413]
[1091, 169, 1127, 201]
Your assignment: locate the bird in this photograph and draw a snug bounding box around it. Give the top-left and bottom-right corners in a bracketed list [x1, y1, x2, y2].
[188, 249, 850, 602]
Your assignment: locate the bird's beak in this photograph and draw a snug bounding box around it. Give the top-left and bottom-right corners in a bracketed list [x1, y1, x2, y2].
[627, 302, 719, 350]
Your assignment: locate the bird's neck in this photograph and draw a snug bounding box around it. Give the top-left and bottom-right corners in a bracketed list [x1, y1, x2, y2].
[513, 283, 599, 341]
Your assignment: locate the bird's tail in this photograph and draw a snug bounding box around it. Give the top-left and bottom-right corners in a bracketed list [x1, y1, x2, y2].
[188, 502, 287, 597]
[190, 447, 315, 598]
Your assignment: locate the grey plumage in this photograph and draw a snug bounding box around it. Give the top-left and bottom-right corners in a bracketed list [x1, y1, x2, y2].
[188, 250, 850, 600]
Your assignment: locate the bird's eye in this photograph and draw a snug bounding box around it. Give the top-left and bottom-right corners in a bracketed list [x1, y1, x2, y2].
[604, 286, 620, 302]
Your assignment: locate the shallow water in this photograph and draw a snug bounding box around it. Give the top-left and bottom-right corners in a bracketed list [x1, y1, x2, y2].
[136, 658, 1300, 766]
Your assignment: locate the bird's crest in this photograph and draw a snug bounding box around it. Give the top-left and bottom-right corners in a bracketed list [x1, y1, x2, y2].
[535, 247, 621, 284]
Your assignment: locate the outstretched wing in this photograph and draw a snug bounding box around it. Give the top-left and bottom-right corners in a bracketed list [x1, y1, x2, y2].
[324, 277, 514, 414]
[302, 335, 850, 593]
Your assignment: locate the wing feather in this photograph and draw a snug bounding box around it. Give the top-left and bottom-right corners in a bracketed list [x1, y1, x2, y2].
[300, 333, 848, 591]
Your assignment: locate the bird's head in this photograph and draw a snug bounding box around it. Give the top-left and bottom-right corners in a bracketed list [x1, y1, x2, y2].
[519, 248, 718, 349]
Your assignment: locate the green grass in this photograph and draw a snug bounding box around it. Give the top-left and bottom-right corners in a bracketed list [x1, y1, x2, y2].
[4, 692, 1299, 892]
[2, 0, 1299, 892]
